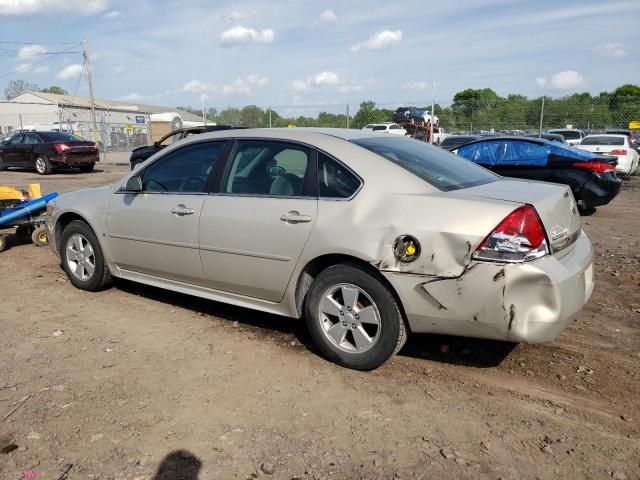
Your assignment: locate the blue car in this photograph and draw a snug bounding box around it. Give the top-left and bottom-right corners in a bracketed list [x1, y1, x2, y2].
[454, 137, 621, 214]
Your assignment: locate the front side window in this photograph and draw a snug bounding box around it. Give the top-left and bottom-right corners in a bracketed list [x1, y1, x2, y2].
[318, 153, 361, 199]
[353, 136, 497, 192]
[223, 141, 311, 197]
[141, 141, 225, 193]
[8, 134, 23, 145]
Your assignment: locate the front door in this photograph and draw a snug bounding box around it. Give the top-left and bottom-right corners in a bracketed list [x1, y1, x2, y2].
[2, 133, 24, 166]
[199, 140, 317, 302]
[106, 140, 227, 284]
[15, 133, 39, 167]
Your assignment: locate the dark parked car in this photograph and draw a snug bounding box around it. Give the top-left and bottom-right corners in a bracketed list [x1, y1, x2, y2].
[130, 125, 239, 169]
[454, 137, 621, 214]
[0, 131, 98, 175]
[439, 134, 482, 151]
[392, 107, 438, 126]
[525, 133, 567, 143]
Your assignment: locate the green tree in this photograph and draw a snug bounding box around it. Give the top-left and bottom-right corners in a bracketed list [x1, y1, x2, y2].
[40, 86, 68, 95]
[4, 79, 39, 99]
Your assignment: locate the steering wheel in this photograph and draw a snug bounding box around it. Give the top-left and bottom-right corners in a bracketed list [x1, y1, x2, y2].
[180, 176, 206, 192]
[146, 179, 168, 191]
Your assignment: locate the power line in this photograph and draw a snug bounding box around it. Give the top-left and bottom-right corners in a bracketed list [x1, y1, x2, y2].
[0, 45, 81, 80]
[0, 41, 80, 45]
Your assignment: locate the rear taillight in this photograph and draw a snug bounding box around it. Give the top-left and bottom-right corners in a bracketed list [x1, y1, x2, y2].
[473, 205, 548, 263]
[609, 149, 627, 156]
[54, 143, 69, 153]
[571, 161, 615, 173]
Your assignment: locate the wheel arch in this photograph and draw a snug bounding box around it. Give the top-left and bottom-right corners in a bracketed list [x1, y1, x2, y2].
[293, 253, 410, 331]
[55, 212, 95, 255]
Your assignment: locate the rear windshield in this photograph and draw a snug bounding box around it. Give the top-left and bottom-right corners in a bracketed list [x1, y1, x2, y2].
[352, 136, 497, 191]
[581, 136, 625, 146]
[550, 130, 581, 140]
[39, 132, 85, 142]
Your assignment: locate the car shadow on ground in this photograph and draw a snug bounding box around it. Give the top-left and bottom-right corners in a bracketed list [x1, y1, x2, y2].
[152, 450, 202, 480]
[115, 279, 515, 369]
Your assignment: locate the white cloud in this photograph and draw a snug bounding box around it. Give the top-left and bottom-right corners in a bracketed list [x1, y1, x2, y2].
[536, 70, 585, 90]
[14, 63, 50, 74]
[103, 10, 120, 19]
[351, 30, 402, 52]
[289, 71, 362, 94]
[0, 0, 108, 16]
[223, 10, 257, 22]
[113, 65, 125, 77]
[120, 93, 145, 101]
[593, 42, 626, 57]
[312, 9, 337, 26]
[57, 64, 84, 80]
[402, 82, 429, 91]
[17, 44, 48, 59]
[220, 25, 275, 46]
[181, 75, 269, 96]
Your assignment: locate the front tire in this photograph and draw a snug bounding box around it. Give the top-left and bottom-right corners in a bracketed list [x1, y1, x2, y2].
[305, 264, 407, 370]
[35, 156, 53, 175]
[60, 220, 112, 291]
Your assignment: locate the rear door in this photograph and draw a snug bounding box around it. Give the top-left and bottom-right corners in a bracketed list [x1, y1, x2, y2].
[2, 133, 24, 166]
[199, 139, 317, 301]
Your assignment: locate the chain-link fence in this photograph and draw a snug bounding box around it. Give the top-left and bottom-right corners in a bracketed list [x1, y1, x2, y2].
[2, 96, 639, 163]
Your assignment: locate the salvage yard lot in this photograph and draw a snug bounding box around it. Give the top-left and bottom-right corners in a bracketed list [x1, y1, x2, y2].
[1, 166, 639, 480]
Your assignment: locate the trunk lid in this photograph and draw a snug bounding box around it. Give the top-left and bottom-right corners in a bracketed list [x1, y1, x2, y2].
[460, 179, 581, 254]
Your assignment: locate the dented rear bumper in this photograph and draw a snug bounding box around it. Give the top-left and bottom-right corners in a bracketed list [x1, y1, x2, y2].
[382, 230, 594, 343]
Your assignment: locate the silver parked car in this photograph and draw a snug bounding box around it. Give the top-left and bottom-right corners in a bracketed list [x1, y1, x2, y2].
[47, 128, 594, 370]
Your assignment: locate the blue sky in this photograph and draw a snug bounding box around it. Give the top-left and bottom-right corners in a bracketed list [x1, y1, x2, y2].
[0, 0, 638, 111]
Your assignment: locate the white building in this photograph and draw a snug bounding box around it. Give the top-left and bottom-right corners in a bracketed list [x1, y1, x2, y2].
[0, 91, 203, 148]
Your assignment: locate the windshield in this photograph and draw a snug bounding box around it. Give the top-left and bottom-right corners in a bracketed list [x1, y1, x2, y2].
[40, 132, 85, 142]
[581, 136, 625, 146]
[352, 137, 497, 191]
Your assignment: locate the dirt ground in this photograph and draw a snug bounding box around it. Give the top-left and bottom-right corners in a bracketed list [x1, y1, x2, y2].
[1, 165, 639, 480]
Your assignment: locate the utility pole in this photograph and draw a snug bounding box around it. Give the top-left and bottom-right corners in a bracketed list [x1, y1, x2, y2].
[430, 80, 435, 144]
[268, 107, 272, 128]
[538, 95, 545, 137]
[82, 39, 99, 146]
[201, 93, 207, 125]
[346, 104, 350, 129]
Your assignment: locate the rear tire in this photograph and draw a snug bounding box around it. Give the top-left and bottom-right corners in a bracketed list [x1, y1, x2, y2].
[0, 235, 6, 252]
[0, 155, 6, 171]
[305, 264, 407, 371]
[60, 220, 112, 291]
[79, 163, 95, 173]
[35, 156, 53, 175]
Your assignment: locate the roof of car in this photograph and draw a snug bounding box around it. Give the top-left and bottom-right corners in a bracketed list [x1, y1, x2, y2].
[583, 133, 627, 138]
[192, 127, 382, 142]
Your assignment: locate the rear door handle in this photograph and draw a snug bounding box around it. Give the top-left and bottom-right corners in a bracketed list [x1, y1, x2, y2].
[171, 204, 195, 216]
[280, 211, 312, 224]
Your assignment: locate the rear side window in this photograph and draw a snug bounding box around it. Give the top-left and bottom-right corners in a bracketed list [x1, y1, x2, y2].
[372, 126, 387, 131]
[223, 140, 312, 197]
[352, 137, 497, 191]
[318, 153, 361, 199]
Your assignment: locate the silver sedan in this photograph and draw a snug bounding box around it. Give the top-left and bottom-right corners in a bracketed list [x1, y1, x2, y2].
[47, 128, 594, 370]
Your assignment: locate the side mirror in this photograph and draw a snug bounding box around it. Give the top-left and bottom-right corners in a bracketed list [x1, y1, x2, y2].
[121, 175, 143, 193]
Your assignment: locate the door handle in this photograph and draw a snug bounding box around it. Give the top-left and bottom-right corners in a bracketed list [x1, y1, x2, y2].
[280, 211, 312, 224]
[171, 204, 195, 216]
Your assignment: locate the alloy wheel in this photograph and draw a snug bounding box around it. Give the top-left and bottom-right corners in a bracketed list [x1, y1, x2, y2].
[318, 283, 381, 353]
[65, 233, 96, 281]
